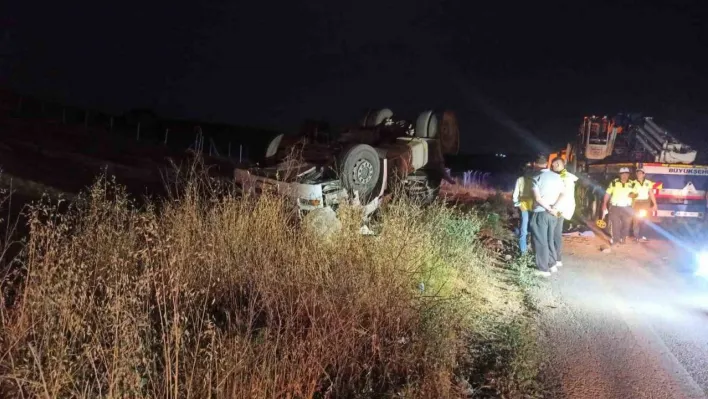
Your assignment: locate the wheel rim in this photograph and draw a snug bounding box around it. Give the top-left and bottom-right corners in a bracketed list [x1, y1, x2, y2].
[352, 159, 374, 185]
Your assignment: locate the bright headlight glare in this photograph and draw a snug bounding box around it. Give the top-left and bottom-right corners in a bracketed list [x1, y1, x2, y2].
[637, 209, 647, 218]
[696, 252, 708, 277]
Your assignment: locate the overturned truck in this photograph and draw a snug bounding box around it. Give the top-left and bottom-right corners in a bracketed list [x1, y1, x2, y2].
[234, 109, 461, 218]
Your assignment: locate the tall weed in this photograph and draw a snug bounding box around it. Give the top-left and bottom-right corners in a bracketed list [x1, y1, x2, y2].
[0, 171, 517, 398]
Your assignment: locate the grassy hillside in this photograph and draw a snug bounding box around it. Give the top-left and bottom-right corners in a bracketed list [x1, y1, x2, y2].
[0, 101, 542, 398]
[0, 168, 540, 398]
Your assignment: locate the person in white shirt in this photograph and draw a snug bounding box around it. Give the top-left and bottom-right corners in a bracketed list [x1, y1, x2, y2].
[530, 154, 565, 277]
[550, 157, 578, 267]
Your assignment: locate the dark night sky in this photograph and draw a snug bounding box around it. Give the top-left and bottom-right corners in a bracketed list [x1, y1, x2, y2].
[2, 0, 708, 154]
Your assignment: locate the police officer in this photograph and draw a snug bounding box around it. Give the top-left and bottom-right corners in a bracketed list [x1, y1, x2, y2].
[631, 167, 657, 242]
[602, 167, 636, 245]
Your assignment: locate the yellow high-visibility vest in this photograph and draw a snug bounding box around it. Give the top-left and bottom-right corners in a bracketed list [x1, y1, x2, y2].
[513, 176, 534, 211]
[606, 179, 636, 207]
[633, 179, 654, 201]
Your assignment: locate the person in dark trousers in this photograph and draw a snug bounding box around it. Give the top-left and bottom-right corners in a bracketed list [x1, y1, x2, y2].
[529, 155, 565, 277]
[631, 167, 657, 242]
[512, 163, 534, 255]
[602, 167, 637, 246]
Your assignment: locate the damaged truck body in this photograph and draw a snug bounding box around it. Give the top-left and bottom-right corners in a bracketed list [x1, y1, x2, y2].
[234, 109, 461, 218]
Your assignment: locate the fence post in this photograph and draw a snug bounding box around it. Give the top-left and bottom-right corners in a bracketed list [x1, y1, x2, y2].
[239, 145, 242, 163]
[164, 128, 169, 144]
[136, 122, 141, 140]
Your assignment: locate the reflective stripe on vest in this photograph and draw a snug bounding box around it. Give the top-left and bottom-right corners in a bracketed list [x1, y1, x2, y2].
[634, 179, 653, 201]
[608, 179, 635, 207]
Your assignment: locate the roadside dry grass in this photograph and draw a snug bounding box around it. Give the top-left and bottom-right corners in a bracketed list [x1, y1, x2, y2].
[440, 182, 500, 204]
[0, 172, 71, 201]
[0, 167, 541, 398]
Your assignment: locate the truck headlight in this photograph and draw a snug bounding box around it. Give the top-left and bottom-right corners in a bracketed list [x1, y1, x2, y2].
[696, 252, 708, 278]
[637, 209, 648, 218]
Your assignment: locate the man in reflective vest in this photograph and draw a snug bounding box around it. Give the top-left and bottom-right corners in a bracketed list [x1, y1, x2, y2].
[550, 157, 578, 267]
[602, 167, 637, 245]
[512, 164, 534, 254]
[631, 167, 657, 242]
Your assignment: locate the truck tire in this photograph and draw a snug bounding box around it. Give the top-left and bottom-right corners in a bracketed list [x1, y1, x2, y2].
[439, 111, 460, 155]
[337, 144, 381, 202]
[581, 187, 597, 220]
[265, 134, 284, 158]
[590, 195, 598, 220]
[361, 108, 393, 127]
[415, 110, 439, 138]
[405, 172, 442, 206]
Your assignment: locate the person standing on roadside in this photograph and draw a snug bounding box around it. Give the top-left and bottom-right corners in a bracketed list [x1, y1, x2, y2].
[512, 163, 534, 255]
[631, 167, 657, 242]
[602, 167, 637, 246]
[530, 154, 565, 277]
[550, 157, 578, 268]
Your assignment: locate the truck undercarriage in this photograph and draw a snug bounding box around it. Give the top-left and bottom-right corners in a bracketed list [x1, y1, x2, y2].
[234, 109, 460, 220]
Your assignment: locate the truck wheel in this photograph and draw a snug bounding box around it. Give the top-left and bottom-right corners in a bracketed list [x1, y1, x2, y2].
[584, 188, 598, 220]
[405, 172, 442, 206]
[590, 194, 598, 220]
[415, 110, 439, 138]
[338, 144, 381, 202]
[439, 111, 460, 155]
[361, 108, 393, 127]
[265, 134, 284, 158]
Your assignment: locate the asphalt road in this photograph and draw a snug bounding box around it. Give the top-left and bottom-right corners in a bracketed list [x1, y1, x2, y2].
[535, 233, 708, 399]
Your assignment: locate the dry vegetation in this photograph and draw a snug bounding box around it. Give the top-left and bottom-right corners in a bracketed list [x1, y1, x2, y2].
[0, 165, 539, 398]
[440, 182, 505, 206]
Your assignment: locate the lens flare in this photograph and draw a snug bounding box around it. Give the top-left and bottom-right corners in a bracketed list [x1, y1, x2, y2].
[696, 252, 708, 278]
